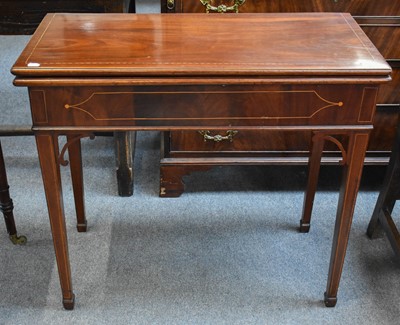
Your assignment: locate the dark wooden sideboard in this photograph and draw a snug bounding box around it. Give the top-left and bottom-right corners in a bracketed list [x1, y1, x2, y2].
[0, 0, 132, 34]
[160, 0, 400, 197]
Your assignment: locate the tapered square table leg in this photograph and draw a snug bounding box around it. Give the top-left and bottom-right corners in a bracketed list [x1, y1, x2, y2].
[36, 133, 75, 310]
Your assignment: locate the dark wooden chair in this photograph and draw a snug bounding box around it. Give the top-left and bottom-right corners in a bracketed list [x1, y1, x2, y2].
[0, 134, 28, 245]
[367, 119, 400, 259]
[0, 125, 89, 242]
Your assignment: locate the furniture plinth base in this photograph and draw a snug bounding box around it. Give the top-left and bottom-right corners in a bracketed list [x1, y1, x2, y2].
[159, 153, 390, 198]
[160, 165, 211, 197]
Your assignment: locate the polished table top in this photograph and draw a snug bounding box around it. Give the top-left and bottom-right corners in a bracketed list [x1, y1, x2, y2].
[12, 13, 389, 78]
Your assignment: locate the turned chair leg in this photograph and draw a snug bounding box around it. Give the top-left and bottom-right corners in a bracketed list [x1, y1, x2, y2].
[0, 141, 27, 245]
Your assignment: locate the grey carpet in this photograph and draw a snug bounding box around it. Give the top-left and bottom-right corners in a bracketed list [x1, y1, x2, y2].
[1, 2, 399, 324]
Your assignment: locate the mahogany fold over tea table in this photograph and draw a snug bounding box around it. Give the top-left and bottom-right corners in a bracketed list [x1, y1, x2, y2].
[11, 13, 391, 309]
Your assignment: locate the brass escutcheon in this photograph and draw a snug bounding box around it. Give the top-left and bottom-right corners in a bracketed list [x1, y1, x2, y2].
[200, 0, 246, 13]
[199, 130, 238, 142]
[167, 0, 175, 10]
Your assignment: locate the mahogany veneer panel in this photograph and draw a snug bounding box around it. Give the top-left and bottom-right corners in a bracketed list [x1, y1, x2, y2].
[163, 0, 400, 16]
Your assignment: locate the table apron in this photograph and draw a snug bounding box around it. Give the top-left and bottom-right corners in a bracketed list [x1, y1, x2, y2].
[27, 84, 379, 129]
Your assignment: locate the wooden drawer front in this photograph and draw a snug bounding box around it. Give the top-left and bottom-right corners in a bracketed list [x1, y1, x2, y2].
[164, 0, 400, 16]
[168, 108, 398, 154]
[378, 68, 400, 104]
[359, 20, 400, 104]
[358, 19, 400, 60]
[369, 109, 399, 152]
[170, 129, 314, 153]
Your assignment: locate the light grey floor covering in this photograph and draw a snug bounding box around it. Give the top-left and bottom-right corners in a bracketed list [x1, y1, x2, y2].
[0, 2, 399, 324]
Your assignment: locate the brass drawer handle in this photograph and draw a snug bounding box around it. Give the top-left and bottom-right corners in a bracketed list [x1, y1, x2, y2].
[200, 0, 246, 13]
[198, 130, 238, 142]
[167, 0, 175, 10]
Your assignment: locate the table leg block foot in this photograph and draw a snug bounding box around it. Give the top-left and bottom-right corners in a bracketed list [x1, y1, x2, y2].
[117, 173, 133, 197]
[9, 233, 27, 245]
[366, 225, 377, 239]
[299, 220, 310, 233]
[77, 222, 87, 232]
[114, 131, 134, 197]
[324, 292, 337, 307]
[63, 294, 75, 310]
[366, 217, 383, 239]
